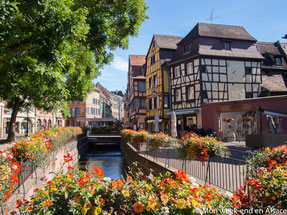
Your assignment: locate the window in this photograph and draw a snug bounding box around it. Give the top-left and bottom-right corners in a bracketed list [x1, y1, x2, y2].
[157, 96, 160, 109]
[148, 99, 152, 110]
[153, 97, 157, 109]
[246, 92, 253, 98]
[151, 98, 154, 110]
[151, 55, 155, 65]
[72, 101, 75, 104]
[186, 62, 193, 75]
[245, 67, 252, 75]
[201, 65, 207, 73]
[183, 44, 190, 53]
[174, 66, 180, 78]
[202, 91, 208, 99]
[153, 75, 157, 87]
[152, 41, 155, 48]
[74, 107, 80, 116]
[175, 89, 181, 102]
[139, 123, 144, 129]
[139, 82, 146, 92]
[139, 99, 146, 109]
[187, 86, 194, 100]
[69, 108, 73, 117]
[135, 99, 140, 109]
[86, 107, 89, 114]
[77, 101, 80, 104]
[224, 41, 231, 50]
[163, 96, 169, 108]
[275, 57, 282, 65]
[149, 77, 152, 89]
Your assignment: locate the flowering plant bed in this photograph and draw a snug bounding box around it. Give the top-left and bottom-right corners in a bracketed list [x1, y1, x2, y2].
[0, 150, 21, 203]
[11, 127, 82, 167]
[234, 145, 287, 210]
[120, 129, 177, 151]
[177, 133, 229, 164]
[0, 127, 81, 206]
[16, 165, 233, 214]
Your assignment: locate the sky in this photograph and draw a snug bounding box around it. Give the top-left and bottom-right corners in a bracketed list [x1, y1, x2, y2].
[93, 0, 287, 92]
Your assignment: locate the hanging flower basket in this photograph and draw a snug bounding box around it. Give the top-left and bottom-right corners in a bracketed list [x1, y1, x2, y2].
[240, 116, 254, 122]
[223, 118, 233, 123]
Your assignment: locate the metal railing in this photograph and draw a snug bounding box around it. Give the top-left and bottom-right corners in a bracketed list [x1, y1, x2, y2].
[139, 147, 254, 192]
[14, 162, 35, 193]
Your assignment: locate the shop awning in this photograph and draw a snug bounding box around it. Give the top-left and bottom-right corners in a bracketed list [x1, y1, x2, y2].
[166, 108, 200, 116]
[261, 110, 287, 118]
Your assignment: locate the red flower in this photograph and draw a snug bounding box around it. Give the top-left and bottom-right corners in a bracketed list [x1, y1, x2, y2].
[92, 168, 104, 179]
[64, 153, 73, 163]
[45, 200, 52, 206]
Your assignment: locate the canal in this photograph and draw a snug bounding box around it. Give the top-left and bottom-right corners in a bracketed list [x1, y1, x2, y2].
[79, 142, 128, 179]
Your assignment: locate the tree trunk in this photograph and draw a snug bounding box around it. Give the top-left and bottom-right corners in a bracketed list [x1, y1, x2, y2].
[7, 97, 21, 143]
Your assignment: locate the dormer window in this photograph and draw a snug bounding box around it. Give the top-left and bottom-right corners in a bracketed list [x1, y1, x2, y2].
[183, 44, 190, 54]
[224, 41, 231, 50]
[275, 57, 282, 65]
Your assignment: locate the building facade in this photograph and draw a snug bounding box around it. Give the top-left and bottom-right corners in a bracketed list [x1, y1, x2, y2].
[66, 88, 101, 127]
[145, 34, 183, 133]
[1, 103, 64, 138]
[127, 55, 146, 130]
[169, 23, 264, 135]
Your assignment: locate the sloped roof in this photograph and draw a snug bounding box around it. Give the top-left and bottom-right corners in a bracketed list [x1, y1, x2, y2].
[179, 23, 257, 45]
[154, 34, 183, 50]
[262, 75, 287, 92]
[257, 42, 282, 55]
[280, 42, 287, 55]
[129, 55, 146, 66]
[96, 82, 110, 99]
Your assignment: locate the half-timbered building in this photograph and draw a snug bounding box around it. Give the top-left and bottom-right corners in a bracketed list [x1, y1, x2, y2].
[145, 34, 183, 133]
[168, 23, 264, 135]
[127, 55, 146, 130]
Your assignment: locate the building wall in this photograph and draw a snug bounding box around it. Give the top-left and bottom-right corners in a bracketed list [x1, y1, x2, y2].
[201, 96, 287, 135]
[146, 41, 163, 120]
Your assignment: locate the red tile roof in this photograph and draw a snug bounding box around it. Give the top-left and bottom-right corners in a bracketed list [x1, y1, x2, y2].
[129, 55, 146, 66]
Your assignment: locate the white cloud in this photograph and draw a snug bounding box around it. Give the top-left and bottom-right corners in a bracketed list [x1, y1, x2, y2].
[111, 56, 128, 72]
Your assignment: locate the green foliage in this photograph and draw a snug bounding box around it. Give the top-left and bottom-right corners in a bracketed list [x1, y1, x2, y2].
[0, 0, 148, 114]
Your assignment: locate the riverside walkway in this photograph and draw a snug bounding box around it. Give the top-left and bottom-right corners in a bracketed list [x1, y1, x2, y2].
[137, 143, 253, 192]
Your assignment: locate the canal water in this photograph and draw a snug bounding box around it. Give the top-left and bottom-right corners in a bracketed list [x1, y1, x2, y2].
[79, 142, 128, 179]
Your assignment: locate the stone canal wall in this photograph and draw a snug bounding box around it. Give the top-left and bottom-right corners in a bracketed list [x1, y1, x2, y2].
[120, 140, 175, 176]
[5, 136, 88, 212]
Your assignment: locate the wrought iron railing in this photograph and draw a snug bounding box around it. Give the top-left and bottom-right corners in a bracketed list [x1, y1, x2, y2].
[139, 147, 254, 192]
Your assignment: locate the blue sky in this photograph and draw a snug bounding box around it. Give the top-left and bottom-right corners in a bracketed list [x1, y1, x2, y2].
[93, 0, 287, 92]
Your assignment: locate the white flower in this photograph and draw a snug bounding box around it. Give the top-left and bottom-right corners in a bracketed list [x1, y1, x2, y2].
[161, 207, 169, 215]
[8, 155, 13, 159]
[2, 153, 7, 158]
[148, 173, 154, 180]
[103, 177, 111, 182]
[12, 165, 18, 170]
[225, 191, 233, 198]
[188, 176, 197, 184]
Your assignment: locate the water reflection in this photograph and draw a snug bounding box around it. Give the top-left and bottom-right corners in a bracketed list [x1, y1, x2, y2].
[79, 143, 127, 179]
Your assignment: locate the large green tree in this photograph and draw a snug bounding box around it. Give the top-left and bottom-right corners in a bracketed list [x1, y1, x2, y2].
[0, 0, 148, 142]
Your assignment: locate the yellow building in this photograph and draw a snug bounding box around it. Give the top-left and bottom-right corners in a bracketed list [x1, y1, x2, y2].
[145, 34, 183, 133]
